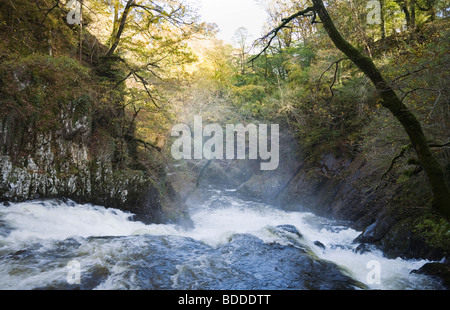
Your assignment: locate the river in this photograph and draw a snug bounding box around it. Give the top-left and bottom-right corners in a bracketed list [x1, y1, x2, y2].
[0, 187, 444, 290]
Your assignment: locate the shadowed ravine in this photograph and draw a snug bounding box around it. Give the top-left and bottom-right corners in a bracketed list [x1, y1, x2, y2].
[0, 187, 444, 290]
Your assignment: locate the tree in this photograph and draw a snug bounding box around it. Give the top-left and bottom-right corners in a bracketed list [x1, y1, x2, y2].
[73, 0, 213, 157]
[233, 27, 250, 75]
[104, 0, 196, 58]
[254, 0, 450, 220]
[105, 0, 135, 58]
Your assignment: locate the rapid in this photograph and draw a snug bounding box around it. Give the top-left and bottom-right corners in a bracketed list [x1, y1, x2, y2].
[0, 188, 444, 290]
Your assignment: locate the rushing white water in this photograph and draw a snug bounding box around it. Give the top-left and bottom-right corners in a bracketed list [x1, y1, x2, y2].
[0, 191, 444, 290]
[0, 200, 178, 245]
[180, 191, 442, 290]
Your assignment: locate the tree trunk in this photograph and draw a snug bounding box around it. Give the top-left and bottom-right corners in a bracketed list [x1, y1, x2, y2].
[400, 1, 412, 30]
[312, 0, 450, 219]
[409, 0, 416, 32]
[111, 0, 120, 48]
[396, 0, 416, 33]
[79, 0, 83, 62]
[105, 0, 135, 58]
[380, 0, 386, 41]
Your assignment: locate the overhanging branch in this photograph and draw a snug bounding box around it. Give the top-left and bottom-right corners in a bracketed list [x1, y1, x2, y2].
[317, 58, 348, 98]
[134, 138, 162, 153]
[38, 0, 61, 25]
[132, 71, 161, 109]
[250, 7, 315, 62]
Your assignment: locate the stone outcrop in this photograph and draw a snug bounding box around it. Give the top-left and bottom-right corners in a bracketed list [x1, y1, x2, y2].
[0, 101, 164, 224]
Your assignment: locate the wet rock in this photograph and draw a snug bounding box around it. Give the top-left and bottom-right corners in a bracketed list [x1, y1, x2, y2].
[276, 225, 303, 238]
[314, 241, 326, 250]
[355, 222, 379, 243]
[197, 161, 239, 188]
[204, 234, 363, 290]
[354, 243, 372, 254]
[330, 244, 349, 250]
[267, 225, 307, 251]
[378, 216, 448, 260]
[411, 263, 450, 289]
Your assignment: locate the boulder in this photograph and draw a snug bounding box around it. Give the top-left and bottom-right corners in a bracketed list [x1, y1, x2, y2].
[411, 263, 450, 289]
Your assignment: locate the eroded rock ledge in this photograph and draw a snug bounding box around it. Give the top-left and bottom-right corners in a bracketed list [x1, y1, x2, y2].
[0, 110, 164, 224]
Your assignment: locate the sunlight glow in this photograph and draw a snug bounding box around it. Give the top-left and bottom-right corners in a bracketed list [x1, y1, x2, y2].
[196, 0, 268, 45]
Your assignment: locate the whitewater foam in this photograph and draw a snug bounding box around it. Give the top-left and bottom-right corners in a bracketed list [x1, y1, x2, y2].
[0, 194, 444, 290]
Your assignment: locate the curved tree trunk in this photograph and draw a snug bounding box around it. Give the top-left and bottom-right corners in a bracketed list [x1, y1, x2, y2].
[312, 0, 450, 219]
[105, 0, 135, 58]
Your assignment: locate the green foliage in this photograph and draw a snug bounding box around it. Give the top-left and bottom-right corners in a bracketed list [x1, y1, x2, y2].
[232, 85, 266, 106]
[0, 53, 92, 131]
[0, 0, 78, 56]
[415, 218, 450, 253]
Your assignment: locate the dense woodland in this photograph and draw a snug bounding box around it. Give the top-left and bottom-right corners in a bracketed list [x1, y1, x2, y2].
[0, 1, 449, 258]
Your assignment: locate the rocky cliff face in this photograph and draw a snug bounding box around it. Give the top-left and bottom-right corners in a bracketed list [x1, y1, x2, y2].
[0, 0, 179, 225]
[0, 55, 168, 225]
[0, 109, 163, 224]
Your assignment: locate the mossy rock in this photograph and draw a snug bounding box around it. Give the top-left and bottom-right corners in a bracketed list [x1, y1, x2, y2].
[379, 215, 449, 260]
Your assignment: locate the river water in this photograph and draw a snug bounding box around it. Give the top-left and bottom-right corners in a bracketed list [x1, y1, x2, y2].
[0, 188, 444, 290]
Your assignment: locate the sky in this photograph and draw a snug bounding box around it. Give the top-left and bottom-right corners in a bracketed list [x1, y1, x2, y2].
[195, 0, 269, 46]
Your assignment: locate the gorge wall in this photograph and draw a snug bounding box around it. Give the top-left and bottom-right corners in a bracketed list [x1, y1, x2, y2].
[0, 0, 185, 225]
[0, 103, 164, 225]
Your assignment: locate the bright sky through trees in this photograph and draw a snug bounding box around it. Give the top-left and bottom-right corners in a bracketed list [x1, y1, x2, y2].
[196, 0, 268, 45]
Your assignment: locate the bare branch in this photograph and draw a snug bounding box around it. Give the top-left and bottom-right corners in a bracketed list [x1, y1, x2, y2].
[375, 144, 412, 191]
[39, 0, 61, 25]
[114, 70, 134, 89]
[429, 142, 450, 148]
[427, 90, 442, 120]
[134, 138, 162, 153]
[389, 62, 439, 86]
[317, 58, 348, 98]
[124, 106, 142, 138]
[132, 71, 161, 109]
[250, 7, 315, 62]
